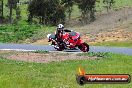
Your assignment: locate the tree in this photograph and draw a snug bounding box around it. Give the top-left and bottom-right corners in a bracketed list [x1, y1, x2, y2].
[0, 0, 4, 23]
[51, 4, 65, 25]
[62, 0, 74, 20]
[103, 0, 115, 13]
[16, 6, 21, 20]
[28, 0, 66, 25]
[75, 0, 96, 24]
[7, 0, 19, 23]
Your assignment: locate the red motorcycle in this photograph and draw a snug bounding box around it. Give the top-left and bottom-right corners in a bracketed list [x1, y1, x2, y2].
[47, 30, 89, 52]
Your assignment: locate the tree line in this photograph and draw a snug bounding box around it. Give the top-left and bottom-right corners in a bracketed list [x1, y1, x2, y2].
[0, 0, 115, 25]
[28, 0, 97, 25]
[0, 0, 21, 23]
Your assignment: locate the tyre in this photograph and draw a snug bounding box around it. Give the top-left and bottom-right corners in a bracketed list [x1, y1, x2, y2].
[54, 44, 65, 51]
[78, 42, 89, 52]
[56, 47, 65, 51]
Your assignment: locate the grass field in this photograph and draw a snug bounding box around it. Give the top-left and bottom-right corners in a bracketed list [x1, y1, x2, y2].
[95, 0, 132, 11]
[68, 0, 132, 19]
[93, 41, 132, 47]
[0, 23, 55, 43]
[0, 53, 132, 88]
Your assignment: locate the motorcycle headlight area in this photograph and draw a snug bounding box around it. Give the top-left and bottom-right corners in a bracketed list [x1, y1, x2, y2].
[47, 34, 51, 38]
[47, 34, 56, 39]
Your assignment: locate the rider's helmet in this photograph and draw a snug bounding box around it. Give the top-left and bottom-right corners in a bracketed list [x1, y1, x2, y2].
[57, 24, 64, 31]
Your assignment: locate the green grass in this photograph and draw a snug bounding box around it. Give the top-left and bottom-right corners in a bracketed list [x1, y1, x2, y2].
[96, 0, 132, 12]
[0, 23, 55, 43]
[0, 53, 132, 88]
[0, 24, 38, 43]
[69, 0, 132, 19]
[93, 41, 132, 47]
[33, 50, 49, 54]
[78, 52, 112, 58]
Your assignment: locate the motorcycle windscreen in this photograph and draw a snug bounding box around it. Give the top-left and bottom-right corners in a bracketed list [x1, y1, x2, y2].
[69, 31, 77, 36]
[69, 32, 80, 41]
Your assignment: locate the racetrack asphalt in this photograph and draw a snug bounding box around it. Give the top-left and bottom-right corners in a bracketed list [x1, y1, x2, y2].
[0, 43, 132, 55]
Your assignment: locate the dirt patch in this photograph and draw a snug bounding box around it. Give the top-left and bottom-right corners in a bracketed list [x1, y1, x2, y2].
[66, 7, 132, 34]
[0, 51, 98, 63]
[82, 29, 132, 44]
[95, 30, 132, 42]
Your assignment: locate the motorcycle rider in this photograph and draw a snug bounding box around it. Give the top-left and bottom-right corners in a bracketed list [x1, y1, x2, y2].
[55, 24, 64, 40]
[55, 24, 72, 41]
[55, 24, 72, 49]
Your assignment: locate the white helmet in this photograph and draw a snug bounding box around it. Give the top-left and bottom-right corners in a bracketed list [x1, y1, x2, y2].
[57, 24, 64, 29]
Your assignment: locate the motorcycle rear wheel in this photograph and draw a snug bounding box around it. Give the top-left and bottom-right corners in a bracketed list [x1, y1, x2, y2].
[78, 42, 89, 52]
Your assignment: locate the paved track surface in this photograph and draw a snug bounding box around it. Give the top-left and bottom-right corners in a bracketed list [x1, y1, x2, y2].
[0, 44, 132, 55]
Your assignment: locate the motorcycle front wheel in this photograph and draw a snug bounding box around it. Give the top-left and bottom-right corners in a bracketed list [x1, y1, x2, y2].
[54, 43, 65, 51]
